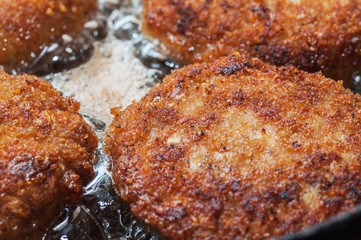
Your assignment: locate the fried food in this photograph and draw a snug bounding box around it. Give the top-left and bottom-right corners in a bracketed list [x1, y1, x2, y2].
[0, 70, 98, 239]
[0, 0, 97, 72]
[143, 0, 361, 86]
[105, 53, 361, 239]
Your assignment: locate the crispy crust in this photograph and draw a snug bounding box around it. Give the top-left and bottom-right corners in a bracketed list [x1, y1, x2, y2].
[105, 53, 361, 239]
[143, 0, 361, 86]
[0, 0, 97, 72]
[0, 70, 98, 240]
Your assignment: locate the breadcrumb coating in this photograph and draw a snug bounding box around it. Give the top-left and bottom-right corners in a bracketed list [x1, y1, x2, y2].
[0, 0, 97, 72]
[0, 70, 98, 239]
[143, 0, 361, 86]
[105, 53, 361, 239]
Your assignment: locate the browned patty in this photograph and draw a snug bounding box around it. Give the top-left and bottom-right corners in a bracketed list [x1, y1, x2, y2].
[143, 0, 361, 87]
[105, 53, 361, 239]
[0, 70, 98, 240]
[0, 0, 97, 72]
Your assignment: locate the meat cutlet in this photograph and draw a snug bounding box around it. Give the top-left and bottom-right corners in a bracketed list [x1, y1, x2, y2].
[143, 0, 361, 87]
[0, 0, 97, 73]
[105, 53, 361, 239]
[0, 70, 98, 239]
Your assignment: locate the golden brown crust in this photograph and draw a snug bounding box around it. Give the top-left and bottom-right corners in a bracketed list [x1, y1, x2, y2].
[0, 0, 97, 72]
[142, 0, 361, 86]
[105, 53, 361, 239]
[0, 70, 98, 240]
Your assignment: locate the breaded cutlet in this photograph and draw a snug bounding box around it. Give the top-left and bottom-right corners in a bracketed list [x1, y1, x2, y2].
[0, 70, 98, 239]
[0, 0, 97, 72]
[143, 0, 361, 87]
[105, 53, 361, 239]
